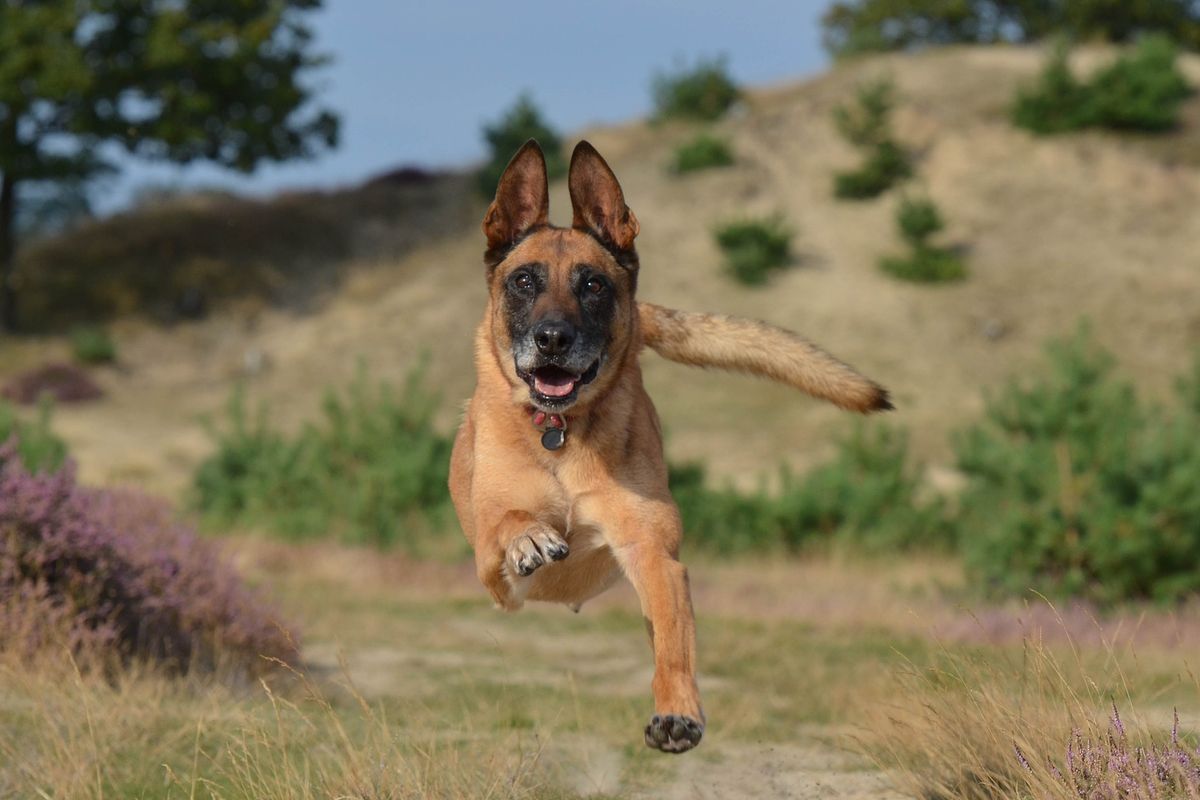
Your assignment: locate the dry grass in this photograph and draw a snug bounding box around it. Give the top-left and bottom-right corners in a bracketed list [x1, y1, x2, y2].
[853, 603, 1200, 800]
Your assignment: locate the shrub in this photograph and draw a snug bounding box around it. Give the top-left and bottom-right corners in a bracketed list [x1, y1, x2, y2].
[713, 216, 792, 285]
[673, 425, 943, 554]
[652, 56, 740, 121]
[670, 133, 735, 173]
[0, 444, 295, 672]
[879, 195, 967, 283]
[477, 94, 567, 197]
[1014, 37, 1192, 135]
[1089, 35, 1192, 132]
[1, 362, 103, 404]
[832, 80, 912, 200]
[821, 0, 1200, 56]
[834, 140, 913, 199]
[193, 365, 455, 551]
[0, 400, 67, 472]
[952, 327, 1200, 604]
[1012, 41, 1095, 134]
[69, 325, 117, 364]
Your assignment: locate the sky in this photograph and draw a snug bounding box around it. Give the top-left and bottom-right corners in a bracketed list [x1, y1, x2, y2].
[104, 1, 835, 210]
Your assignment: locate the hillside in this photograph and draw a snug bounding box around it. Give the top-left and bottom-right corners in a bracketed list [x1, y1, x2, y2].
[3, 44, 1199, 500]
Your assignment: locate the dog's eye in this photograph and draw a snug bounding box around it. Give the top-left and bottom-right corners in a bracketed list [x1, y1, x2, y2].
[585, 277, 605, 295]
[513, 272, 534, 291]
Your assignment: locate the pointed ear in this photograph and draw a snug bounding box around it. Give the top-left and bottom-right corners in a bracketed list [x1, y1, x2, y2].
[569, 141, 639, 252]
[482, 139, 550, 254]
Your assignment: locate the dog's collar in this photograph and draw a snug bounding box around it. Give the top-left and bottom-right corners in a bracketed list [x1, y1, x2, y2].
[527, 406, 568, 451]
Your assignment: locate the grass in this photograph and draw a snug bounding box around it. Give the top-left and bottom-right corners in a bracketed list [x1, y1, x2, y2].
[713, 216, 792, 285]
[5, 537, 1196, 798]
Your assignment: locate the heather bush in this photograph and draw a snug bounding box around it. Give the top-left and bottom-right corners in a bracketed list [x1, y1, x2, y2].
[0, 444, 295, 672]
[879, 194, 967, 283]
[953, 327, 1200, 604]
[832, 80, 912, 200]
[193, 365, 455, 550]
[69, 325, 117, 364]
[477, 94, 566, 197]
[0, 400, 66, 472]
[1, 361, 103, 404]
[1025, 706, 1200, 799]
[670, 133, 735, 173]
[673, 425, 943, 554]
[713, 216, 793, 285]
[652, 56, 740, 121]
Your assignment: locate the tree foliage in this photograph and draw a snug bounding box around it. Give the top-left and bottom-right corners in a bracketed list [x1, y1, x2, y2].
[0, 0, 339, 330]
[822, 0, 1200, 56]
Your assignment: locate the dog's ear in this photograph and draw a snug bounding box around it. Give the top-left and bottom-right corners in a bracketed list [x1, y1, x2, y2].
[569, 141, 639, 252]
[483, 139, 550, 254]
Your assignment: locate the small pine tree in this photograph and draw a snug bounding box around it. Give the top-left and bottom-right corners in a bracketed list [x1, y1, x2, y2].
[833, 79, 912, 200]
[477, 95, 566, 197]
[879, 194, 966, 283]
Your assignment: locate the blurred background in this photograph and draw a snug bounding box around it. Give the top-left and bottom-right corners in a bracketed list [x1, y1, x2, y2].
[3, 2, 1200, 798]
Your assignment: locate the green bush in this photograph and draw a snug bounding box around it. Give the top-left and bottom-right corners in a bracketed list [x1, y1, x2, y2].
[192, 365, 455, 552]
[69, 326, 117, 364]
[1012, 41, 1095, 134]
[0, 400, 67, 472]
[477, 94, 566, 197]
[1014, 37, 1191, 135]
[952, 327, 1200, 604]
[1089, 35, 1192, 132]
[652, 57, 740, 121]
[713, 216, 792, 285]
[670, 133, 735, 173]
[673, 425, 945, 555]
[879, 195, 966, 283]
[834, 140, 913, 199]
[832, 80, 912, 200]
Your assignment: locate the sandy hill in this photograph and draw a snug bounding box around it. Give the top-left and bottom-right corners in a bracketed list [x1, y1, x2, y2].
[4, 45, 1199, 500]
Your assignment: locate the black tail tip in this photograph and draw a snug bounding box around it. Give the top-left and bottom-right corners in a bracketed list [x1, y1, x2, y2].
[870, 387, 895, 413]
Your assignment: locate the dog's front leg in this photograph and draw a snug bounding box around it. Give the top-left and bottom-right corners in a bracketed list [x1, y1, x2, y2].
[474, 508, 569, 611]
[611, 524, 704, 753]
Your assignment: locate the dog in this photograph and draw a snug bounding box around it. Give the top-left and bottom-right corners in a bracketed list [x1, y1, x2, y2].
[448, 139, 891, 754]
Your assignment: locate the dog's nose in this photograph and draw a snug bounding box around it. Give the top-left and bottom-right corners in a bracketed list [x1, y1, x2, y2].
[533, 320, 576, 357]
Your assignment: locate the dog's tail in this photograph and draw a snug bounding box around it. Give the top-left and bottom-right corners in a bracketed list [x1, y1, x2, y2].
[637, 302, 893, 414]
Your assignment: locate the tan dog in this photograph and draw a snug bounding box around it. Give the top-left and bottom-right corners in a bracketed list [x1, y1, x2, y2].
[449, 140, 891, 753]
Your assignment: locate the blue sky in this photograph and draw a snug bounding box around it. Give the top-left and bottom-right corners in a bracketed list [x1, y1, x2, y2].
[105, 1, 834, 210]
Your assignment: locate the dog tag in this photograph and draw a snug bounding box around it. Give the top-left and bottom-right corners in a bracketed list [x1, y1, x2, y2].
[541, 428, 565, 451]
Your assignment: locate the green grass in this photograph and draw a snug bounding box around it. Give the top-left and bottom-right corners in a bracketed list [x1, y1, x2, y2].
[669, 133, 734, 173]
[712, 216, 792, 285]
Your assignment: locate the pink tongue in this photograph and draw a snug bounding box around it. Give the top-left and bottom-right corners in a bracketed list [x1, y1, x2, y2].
[534, 371, 576, 397]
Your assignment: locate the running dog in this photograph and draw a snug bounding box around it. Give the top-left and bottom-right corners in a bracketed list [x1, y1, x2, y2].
[448, 140, 891, 753]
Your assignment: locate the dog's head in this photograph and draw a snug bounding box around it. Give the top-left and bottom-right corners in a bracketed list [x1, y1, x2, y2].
[481, 140, 640, 413]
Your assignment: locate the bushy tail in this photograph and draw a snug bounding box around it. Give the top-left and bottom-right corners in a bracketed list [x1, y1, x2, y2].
[638, 302, 893, 414]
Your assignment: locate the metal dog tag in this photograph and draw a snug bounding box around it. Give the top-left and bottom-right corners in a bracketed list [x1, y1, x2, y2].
[541, 428, 565, 450]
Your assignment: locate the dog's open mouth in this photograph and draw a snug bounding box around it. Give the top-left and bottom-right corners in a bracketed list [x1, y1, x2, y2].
[520, 360, 601, 405]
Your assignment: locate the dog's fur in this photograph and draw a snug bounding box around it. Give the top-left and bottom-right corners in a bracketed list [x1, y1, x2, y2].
[449, 140, 891, 754]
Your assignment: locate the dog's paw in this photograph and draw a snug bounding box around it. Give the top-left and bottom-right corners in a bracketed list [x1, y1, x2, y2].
[644, 714, 703, 754]
[506, 526, 569, 577]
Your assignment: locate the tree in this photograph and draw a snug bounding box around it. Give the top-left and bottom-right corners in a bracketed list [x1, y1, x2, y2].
[0, 1, 339, 332]
[822, 0, 1200, 57]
